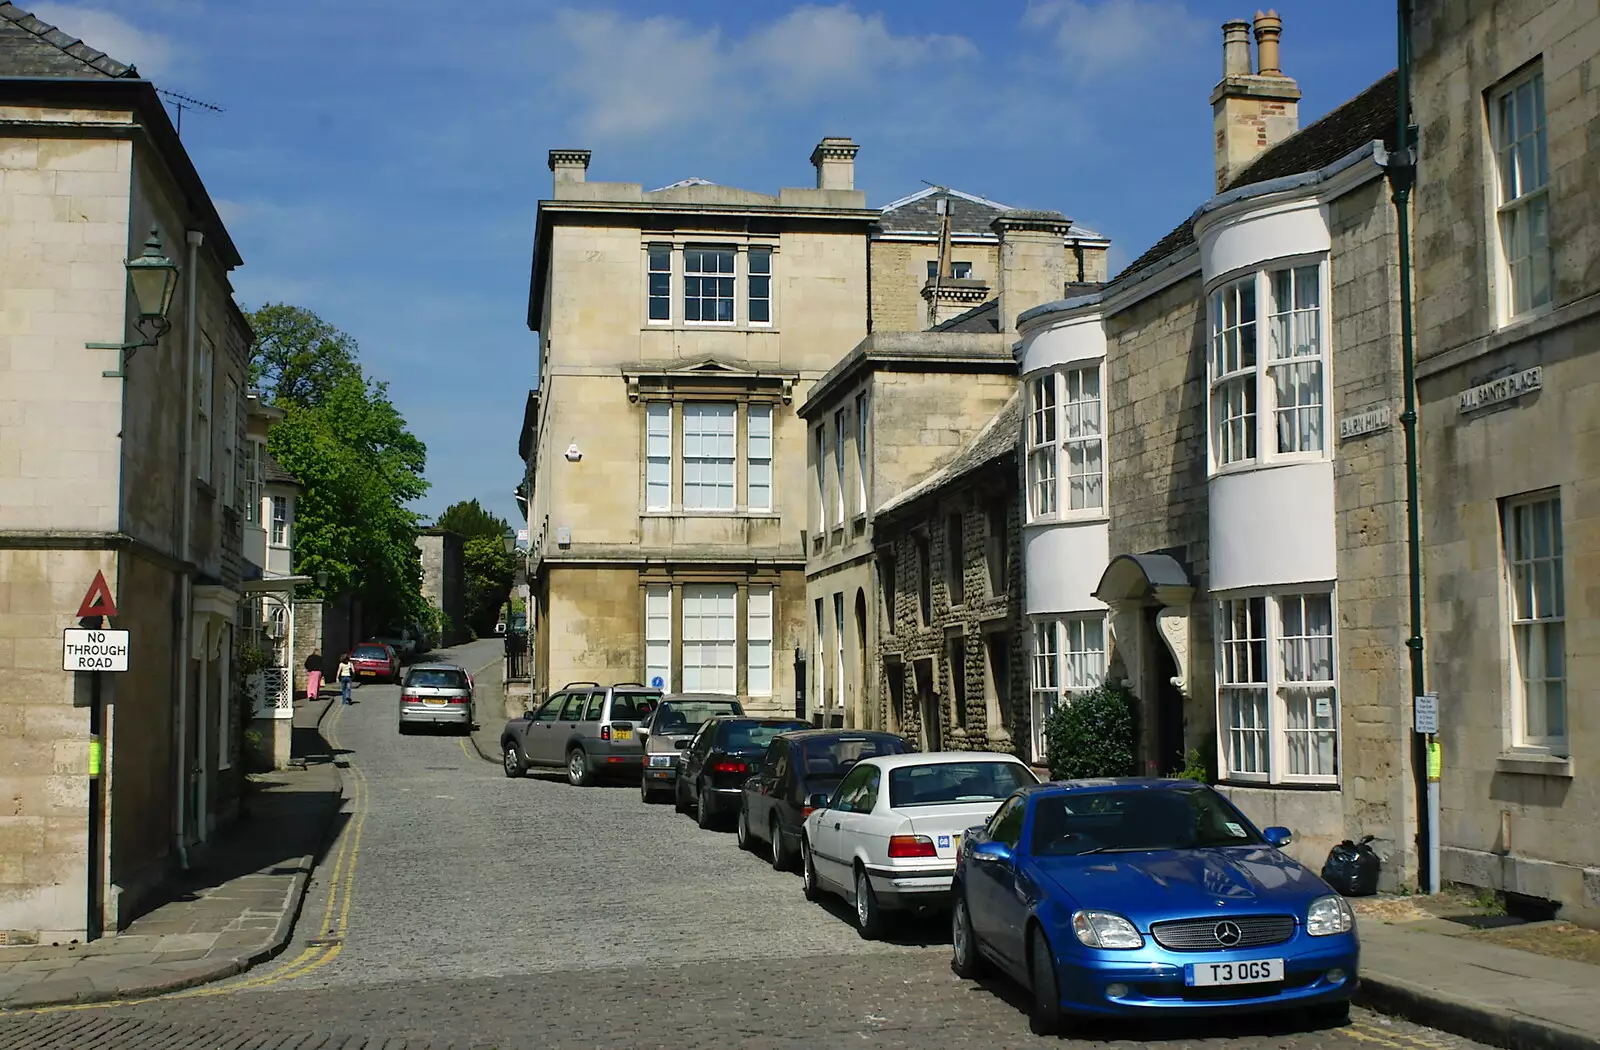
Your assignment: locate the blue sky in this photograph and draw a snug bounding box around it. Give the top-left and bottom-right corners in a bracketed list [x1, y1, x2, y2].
[33, 1, 1398, 526]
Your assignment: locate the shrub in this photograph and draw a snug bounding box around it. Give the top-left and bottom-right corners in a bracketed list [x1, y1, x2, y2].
[1043, 681, 1138, 781]
[1168, 747, 1210, 783]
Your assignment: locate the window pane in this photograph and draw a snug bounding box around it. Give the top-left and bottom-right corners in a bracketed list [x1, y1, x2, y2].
[1224, 688, 1268, 775]
[685, 248, 735, 323]
[747, 586, 773, 696]
[682, 584, 737, 694]
[645, 585, 671, 690]
[646, 403, 671, 510]
[746, 405, 772, 511]
[683, 403, 736, 510]
[1504, 495, 1565, 745]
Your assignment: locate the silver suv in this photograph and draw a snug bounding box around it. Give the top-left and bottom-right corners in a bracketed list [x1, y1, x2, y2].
[500, 682, 662, 786]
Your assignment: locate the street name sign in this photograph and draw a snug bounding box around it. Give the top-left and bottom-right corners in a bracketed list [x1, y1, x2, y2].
[1338, 405, 1391, 441]
[63, 629, 130, 672]
[1458, 367, 1542, 414]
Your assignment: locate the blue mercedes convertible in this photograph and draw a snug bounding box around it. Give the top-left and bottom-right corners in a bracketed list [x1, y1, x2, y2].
[950, 779, 1357, 1035]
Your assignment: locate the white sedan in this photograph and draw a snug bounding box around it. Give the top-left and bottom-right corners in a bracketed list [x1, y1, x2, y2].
[800, 750, 1039, 939]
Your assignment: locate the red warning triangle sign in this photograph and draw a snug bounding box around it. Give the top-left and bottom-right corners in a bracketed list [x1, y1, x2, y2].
[77, 570, 120, 619]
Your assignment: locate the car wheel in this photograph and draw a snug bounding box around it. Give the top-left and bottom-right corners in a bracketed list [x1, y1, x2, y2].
[673, 776, 688, 814]
[951, 890, 985, 978]
[695, 781, 715, 829]
[502, 741, 527, 778]
[769, 814, 792, 871]
[566, 748, 593, 787]
[1306, 999, 1351, 1028]
[854, 866, 886, 941]
[736, 804, 754, 851]
[801, 836, 821, 902]
[641, 779, 655, 804]
[1028, 926, 1065, 1036]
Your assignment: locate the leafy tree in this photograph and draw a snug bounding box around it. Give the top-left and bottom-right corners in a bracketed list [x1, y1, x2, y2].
[247, 305, 429, 630]
[462, 534, 516, 637]
[435, 498, 508, 542]
[1043, 680, 1138, 781]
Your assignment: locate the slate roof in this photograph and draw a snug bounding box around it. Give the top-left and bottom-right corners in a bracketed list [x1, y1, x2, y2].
[1115, 71, 1400, 281]
[0, 3, 139, 78]
[263, 453, 301, 488]
[876, 393, 1021, 519]
[878, 186, 1105, 241]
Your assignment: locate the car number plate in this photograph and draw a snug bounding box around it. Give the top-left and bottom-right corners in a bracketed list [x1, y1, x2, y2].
[1186, 959, 1284, 987]
[360, 670, 376, 677]
[613, 727, 632, 740]
[425, 698, 445, 705]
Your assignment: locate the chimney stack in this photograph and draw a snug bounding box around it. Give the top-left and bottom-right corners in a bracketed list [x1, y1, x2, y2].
[1211, 12, 1300, 191]
[810, 137, 860, 191]
[548, 149, 591, 195]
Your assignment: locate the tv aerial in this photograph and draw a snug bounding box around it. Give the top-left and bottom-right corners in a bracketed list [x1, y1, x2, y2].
[156, 88, 224, 137]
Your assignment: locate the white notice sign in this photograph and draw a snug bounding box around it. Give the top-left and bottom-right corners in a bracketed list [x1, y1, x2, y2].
[62, 629, 130, 672]
[1413, 692, 1438, 734]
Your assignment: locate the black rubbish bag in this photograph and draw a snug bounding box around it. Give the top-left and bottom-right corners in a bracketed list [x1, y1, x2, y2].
[1321, 835, 1381, 897]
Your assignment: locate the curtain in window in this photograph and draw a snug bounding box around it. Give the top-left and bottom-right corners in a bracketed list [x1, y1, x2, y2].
[1219, 597, 1268, 775]
[1063, 368, 1103, 510]
[1279, 593, 1336, 777]
[1269, 266, 1324, 454]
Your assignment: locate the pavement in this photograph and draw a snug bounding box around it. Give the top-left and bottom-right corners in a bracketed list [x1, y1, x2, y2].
[0, 685, 346, 1011]
[0, 641, 1595, 1049]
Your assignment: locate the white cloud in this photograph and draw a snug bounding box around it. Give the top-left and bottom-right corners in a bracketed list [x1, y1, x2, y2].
[1022, 0, 1208, 78]
[541, 4, 979, 144]
[29, 4, 177, 79]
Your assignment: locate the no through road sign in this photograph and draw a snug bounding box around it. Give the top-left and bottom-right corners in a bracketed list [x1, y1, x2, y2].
[63, 628, 130, 672]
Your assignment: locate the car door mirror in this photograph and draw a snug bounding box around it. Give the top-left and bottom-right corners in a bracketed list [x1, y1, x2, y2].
[971, 840, 1013, 865]
[1262, 826, 1293, 848]
[806, 791, 831, 811]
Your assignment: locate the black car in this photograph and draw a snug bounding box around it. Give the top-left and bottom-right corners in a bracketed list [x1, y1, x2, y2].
[736, 730, 912, 870]
[676, 717, 810, 829]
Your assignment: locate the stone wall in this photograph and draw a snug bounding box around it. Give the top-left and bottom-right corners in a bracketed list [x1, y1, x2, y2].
[416, 531, 465, 644]
[869, 241, 1001, 332]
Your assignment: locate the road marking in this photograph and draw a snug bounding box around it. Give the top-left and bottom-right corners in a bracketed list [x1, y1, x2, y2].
[458, 736, 476, 761]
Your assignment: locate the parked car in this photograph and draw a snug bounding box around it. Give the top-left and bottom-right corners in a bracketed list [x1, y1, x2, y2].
[639, 695, 744, 803]
[675, 716, 810, 829]
[949, 779, 1358, 1036]
[500, 682, 662, 785]
[738, 730, 912, 871]
[397, 663, 474, 734]
[407, 621, 433, 656]
[373, 626, 417, 663]
[348, 642, 400, 683]
[800, 751, 1037, 939]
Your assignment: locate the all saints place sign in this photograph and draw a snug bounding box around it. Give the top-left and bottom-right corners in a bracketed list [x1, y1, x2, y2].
[1459, 366, 1543, 414]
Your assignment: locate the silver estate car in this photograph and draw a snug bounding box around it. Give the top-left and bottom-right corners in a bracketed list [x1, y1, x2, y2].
[639, 695, 744, 803]
[500, 682, 662, 786]
[397, 663, 475, 734]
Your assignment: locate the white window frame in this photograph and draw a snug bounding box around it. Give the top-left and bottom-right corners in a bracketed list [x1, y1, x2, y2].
[1028, 615, 1106, 764]
[245, 440, 265, 524]
[647, 243, 672, 324]
[682, 583, 737, 694]
[1207, 262, 1331, 473]
[747, 586, 773, 696]
[270, 495, 290, 547]
[1026, 375, 1057, 519]
[645, 584, 672, 692]
[221, 377, 238, 508]
[195, 337, 214, 483]
[1503, 493, 1565, 753]
[814, 597, 825, 708]
[854, 391, 869, 516]
[745, 404, 772, 512]
[684, 246, 735, 326]
[1026, 366, 1105, 522]
[833, 592, 845, 710]
[681, 402, 736, 512]
[645, 402, 672, 512]
[832, 409, 846, 528]
[1489, 67, 1551, 323]
[1216, 590, 1339, 785]
[747, 247, 772, 326]
[814, 427, 826, 535]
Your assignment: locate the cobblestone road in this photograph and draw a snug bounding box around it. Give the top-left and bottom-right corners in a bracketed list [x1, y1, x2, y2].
[0, 640, 1500, 1049]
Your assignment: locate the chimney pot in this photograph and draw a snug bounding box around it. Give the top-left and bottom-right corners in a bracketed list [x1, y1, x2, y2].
[1253, 10, 1284, 76]
[548, 149, 591, 193]
[810, 136, 860, 191]
[1221, 19, 1252, 77]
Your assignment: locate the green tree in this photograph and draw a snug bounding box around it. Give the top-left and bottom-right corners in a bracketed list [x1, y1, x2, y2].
[434, 499, 515, 635]
[1043, 681, 1139, 781]
[435, 498, 508, 542]
[247, 305, 429, 629]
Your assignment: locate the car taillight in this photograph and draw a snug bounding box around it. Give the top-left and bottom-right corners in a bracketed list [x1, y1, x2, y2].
[801, 806, 815, 818]
[601, 725, 611, 741]
[447, 696, 467, 704]
[711, 759, 747, 774]
[399, 692, 415, 702]
[887, 835, 938, 859]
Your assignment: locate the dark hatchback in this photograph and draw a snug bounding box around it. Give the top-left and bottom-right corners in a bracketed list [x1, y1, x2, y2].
[675, 717, 810, 829]
[738, 730, 912, 870]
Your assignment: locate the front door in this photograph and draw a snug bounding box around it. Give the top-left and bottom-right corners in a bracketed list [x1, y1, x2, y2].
[1145, 607, 1185, 777]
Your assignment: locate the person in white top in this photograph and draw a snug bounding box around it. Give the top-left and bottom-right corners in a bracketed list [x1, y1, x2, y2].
[336, 655, 355, 705]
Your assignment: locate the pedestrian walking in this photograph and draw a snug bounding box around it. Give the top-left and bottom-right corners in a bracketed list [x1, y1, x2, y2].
[305, 651, 324, 700]
[337, 654, 355, 705]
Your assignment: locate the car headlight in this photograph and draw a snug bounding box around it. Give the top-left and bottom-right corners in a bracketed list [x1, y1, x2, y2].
[1071, 910, 1144, 950]
[1307, 894, 1354, 936]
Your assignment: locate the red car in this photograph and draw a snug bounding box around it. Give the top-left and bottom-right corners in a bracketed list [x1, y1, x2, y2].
[348, 642, 400, 683]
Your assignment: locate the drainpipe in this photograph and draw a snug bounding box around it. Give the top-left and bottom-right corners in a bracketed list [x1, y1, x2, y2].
[173, 229, 203, 869]
[1381, 1, 1433, 895]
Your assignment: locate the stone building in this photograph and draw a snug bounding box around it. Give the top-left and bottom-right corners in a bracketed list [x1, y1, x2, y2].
[871, 397, 1025, 755]
[1014, 13, 1418, 882]
[415, 528, 466, 646]
[797, 333, 1018, 731]
[1408, 0, 1600, 921]
[0, 5, 254, 938]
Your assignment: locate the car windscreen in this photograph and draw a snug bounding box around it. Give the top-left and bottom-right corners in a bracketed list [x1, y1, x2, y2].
[1029, 787, 1265, 856]
[404, 669, 467, 689]
[352, 646, 388, 660]
[722, 720, 809, 752]
[800, 736, 906, 778]
[652, 701, 741, 733]
[608, 692, 661, 721]
[887, 761, 1036, 809]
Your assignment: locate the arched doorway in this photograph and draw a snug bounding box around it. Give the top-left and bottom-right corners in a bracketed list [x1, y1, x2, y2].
[1093, 552, 1194, 777]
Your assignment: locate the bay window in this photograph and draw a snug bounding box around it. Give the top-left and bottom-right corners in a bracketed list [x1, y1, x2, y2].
[1217, 591, 1338, 784]
[245, 439, 265, 524]
[1025, 365, 1105, 521]
[682, 584, 737, 693]
[1209, 263, 1329, 470]
[1029, 615, 1106, 763]
[1027, 376, 1057, 517]
[270, 495, 289, 547]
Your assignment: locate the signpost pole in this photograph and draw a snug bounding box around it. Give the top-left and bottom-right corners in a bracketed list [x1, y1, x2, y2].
[86, 663, 103, 941]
